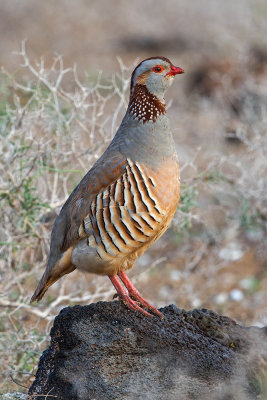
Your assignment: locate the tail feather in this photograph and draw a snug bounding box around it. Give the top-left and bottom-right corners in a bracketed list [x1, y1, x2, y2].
[31, 248, 76, 303]
[30, 272, 54, 303]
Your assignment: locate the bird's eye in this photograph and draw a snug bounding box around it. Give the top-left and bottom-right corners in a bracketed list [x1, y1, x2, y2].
[152, 65, 164, 73]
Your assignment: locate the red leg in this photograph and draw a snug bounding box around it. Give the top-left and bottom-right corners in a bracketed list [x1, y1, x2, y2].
[117, 271, 163, 318]
[109, 275, 153, 317]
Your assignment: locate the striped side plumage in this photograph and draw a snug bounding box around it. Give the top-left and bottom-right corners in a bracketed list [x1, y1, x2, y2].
[80, 158, 166, 262]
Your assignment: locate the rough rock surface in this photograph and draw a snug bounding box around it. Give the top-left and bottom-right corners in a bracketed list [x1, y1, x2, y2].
[29, 301, 267, 400]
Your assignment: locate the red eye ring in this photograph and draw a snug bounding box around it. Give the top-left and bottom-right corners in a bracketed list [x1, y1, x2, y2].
[152, 65, 164, 73]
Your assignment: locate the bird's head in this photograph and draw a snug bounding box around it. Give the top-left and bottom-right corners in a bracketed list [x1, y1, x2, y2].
[130, 56, 184, 100]
[128, 57, 184, 123]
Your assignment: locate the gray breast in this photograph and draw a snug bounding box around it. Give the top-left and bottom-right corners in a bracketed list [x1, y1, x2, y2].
[111, 113, 177, 169]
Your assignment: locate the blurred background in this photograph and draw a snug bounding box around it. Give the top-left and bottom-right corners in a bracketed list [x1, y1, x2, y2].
[0, 0, 267, 395]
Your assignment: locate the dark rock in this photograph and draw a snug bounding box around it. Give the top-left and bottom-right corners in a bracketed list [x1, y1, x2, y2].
[28, 301, 267, 400]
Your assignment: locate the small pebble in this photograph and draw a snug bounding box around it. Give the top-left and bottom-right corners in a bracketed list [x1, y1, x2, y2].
[170, 270, 181, 281]
[214, 292, 228, 304]
[219, 244, 244, 261]
[192, 298, 201, 308]
[230, 289, 244, 302]
[239, 277, 253, 290]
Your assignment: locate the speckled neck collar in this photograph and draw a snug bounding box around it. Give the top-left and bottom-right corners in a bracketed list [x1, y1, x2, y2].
[129, 84, 166, 124]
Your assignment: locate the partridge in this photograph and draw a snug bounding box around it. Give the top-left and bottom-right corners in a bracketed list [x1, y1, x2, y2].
[31, 57, 184, 317]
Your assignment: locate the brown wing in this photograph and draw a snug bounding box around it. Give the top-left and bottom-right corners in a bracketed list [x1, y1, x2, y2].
[31, 152, 127, 302]
[61, 153, 127, 252]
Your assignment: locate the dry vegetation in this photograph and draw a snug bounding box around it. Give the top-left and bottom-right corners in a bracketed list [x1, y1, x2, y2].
[1, 22, 267, 399]
[0, 43, 136, 395]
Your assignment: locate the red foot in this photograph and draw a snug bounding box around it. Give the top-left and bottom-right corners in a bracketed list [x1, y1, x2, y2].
[109, 272, 163, 318]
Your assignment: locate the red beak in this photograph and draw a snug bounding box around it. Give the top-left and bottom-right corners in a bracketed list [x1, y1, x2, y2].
[166, 65, 184, 76]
